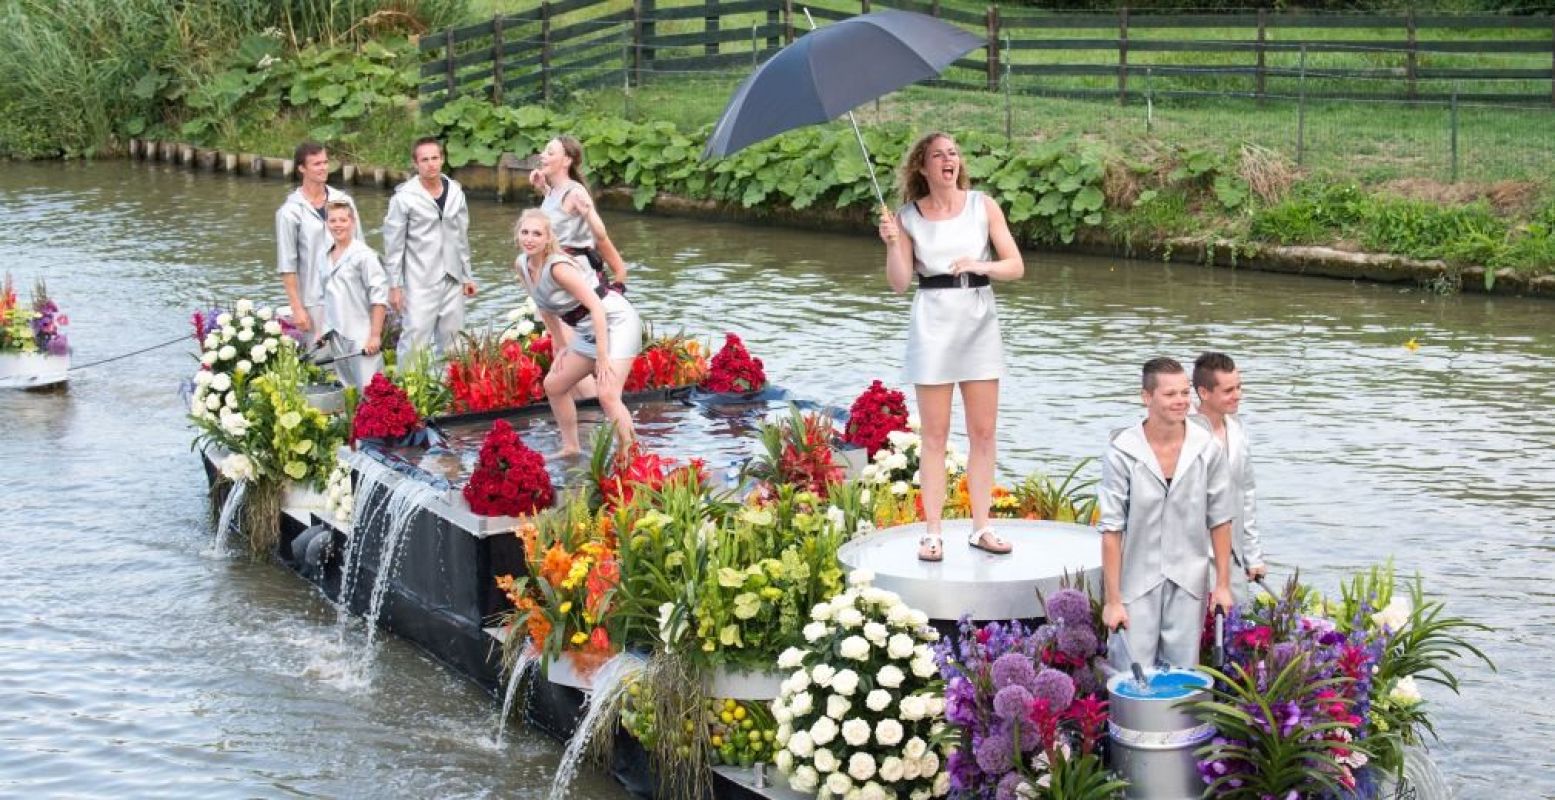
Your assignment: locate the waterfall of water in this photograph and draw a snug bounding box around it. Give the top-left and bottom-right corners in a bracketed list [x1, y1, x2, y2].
[334, 454, 389, 619]
[548, 654, 644, 800]
[495, 642, 540, 748]
[210, 478, 249, 556]
[360, 479, 440, 650]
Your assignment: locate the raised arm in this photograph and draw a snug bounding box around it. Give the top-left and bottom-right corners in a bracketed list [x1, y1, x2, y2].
[568, 190, 629, 285]
[879, 206, 915, 294]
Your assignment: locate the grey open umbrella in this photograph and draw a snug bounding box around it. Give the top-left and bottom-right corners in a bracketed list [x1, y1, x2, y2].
[702, 9, 982, 207]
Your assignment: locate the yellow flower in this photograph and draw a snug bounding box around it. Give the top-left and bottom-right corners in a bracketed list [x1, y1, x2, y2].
[559, 601, 573, 614]
[571, 632, 588, 645]
[1403, 337, 1420, 352]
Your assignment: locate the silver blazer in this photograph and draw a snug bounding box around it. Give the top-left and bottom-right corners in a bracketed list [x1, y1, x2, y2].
[317, 238, 389, 344]
[1096, 419, 1236, 602]
[275, 186, 362, 308]
[381, 175, 472, 290]
[1192, 413, 1265, 568]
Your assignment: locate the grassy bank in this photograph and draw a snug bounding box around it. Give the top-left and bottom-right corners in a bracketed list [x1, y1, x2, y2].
[3, 1, 1552, 289]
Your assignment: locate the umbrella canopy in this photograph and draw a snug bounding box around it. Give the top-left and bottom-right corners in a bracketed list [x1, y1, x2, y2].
[702, 10, 982, 159]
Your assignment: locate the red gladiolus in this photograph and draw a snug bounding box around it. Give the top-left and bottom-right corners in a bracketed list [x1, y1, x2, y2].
[843, 380, 910, 458]
[463, 419, 555, 516]
[699, 332, 767, 394]
[446, 345, 544, 413]
[352, 374, 423, 441]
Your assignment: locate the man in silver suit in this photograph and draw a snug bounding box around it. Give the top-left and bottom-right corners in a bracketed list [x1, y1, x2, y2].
[382, 136, 476, 358]
[1192, 352, 1267, 605]
[1098, 357, 1236, 671]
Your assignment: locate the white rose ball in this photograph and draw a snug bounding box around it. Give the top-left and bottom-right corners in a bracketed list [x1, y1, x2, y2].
[218, 345, 237, 361]
[200, 351, 218, 367]
[789, 692, 814, 717]
[839, 635, 871, 661]
[903, 758, 922, 780]
[257, 306, 273, 321]
[204, 394, 221, 411]
[875, 719, 905, 746]
[925, 697, 946, 718]
[879, 756, 905, 783]
[863, 621, 889, 645]
[847, 752, 877, 782]
[774, 703, 793, 724]
[933, 770, 950, 796]
[865, 689, 892, 712]
[811, 664, 836, 687]
[210, 372, 232, 392]
[787, 730, 815, 758]
[813, 747, 838, 774]
[775, 748, 794, 774]
[789, 668, 812, 692]
[910, 656, 936, 679]
[236, 359, 252, 373]
[887, 633, 915, 660]
[860, 782, 887, 800]
[847, 568, 875, 586]
[791, 765, 820, 793]
[836, 607, 865, 629]
[202, 332, 219, 350]
[909, 609, 930, 627]
[904, 737, 928, 761]
[910, 790, 930, 800]
[221, 325, 236, 340]
[919, 751, 940, 778]
[841, 718, 870, 747]
[825, 772, 853, 796]
[831, 669, 860, 696]
[810, 716, 839, 746]
[877, 665, 905, 688]
[235, 299, 253, 316]
[223, 392, 238, 410]
[826, 694, 852, 720]
[216, 312, 233, 327]
[898, 694, 926, 721]
[777, 723, 793, 745]
[811, 602, 834, 622]
[779, 647, 806, 669]
[264, 320, 282, 336]
[803, 621, 829, 642]
[251, 348, 267, 365]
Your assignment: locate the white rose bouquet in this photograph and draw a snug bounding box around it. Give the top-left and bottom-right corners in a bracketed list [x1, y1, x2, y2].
[774, 570, 949, 800]
[323, 456, 355, 525]
[856, 416, 966, 497]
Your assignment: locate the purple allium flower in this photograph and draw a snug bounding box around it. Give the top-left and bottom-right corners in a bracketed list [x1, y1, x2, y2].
[974, 729, 1015, 774]
[1057, 624, 1098, 660]
[992, 684, 1034, 720]
[1016, 719, 1043, 751]
[1045, 589, 1091, 626]
[1031, 668, 1076, 713]
[990, 653, 1036, 692]
[995, 770, 1025, 800]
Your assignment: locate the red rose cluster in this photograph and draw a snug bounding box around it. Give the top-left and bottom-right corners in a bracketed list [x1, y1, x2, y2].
[699, 332, 767, 394]
[463, 419, 555, 516]
[352, 374, 423, 442]
[843, 379, 911, 458]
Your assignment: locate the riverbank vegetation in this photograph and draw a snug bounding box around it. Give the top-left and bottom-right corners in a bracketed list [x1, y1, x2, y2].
[2, 0, 1552, 287]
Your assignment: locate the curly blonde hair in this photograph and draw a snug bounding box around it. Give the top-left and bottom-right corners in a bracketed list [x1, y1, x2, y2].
[895, 131, 968, 205]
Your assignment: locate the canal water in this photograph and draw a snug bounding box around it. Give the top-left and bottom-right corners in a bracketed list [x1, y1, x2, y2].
[1, 160, 1550, 797]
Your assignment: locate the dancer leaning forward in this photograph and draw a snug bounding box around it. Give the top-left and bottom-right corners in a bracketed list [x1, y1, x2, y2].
[878, 132, 1025, 562]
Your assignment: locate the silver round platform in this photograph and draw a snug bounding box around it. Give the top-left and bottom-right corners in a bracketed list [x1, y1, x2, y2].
[836, 519, 1103, 621]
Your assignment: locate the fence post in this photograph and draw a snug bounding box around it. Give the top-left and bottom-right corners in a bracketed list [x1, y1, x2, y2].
[642, 0, 656, 76]
[1405, 8, 1418, 102]
[1145, 66, 1153, 133]
[1296, 45, 1307, 165]
[632, 0, 644, 87]
[752, 23, 758, 69]
[1549, 15, 1554, 107]
[540, 1, 552, 103]
[705, 0, 719, 56]
[1004, 30, 1013, 146]
[1450, 85, 1459, 183]
[767, 2, 780, 51]
[444, 27, 457, 102]
[862, 0, 871, 14]
[1255, 8, 1267, 104]
[1118, 6, 1130, 105]
[492, 15, 504, 105]
[986, 6, 1000, 92]
[784, 0, 794, 44]
[932, 0, 940, 16]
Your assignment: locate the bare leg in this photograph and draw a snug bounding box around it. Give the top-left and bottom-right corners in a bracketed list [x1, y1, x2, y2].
[595, 356, 638, 450]
[961, 378, 1010, 553]
[543, 351, 597, 456]
[915, 384, 954, 558]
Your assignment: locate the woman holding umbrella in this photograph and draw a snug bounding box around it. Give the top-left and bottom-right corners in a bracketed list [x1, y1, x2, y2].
[878, 132, 1024, 562]
[528, 136, 630, 293]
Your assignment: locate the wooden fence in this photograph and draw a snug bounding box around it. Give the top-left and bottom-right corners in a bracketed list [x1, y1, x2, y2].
[417, 2, 1555, 112]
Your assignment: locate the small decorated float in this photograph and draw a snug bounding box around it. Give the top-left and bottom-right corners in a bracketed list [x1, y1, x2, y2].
[187, 295, 1488, 800]
[0, 274, 70, 390]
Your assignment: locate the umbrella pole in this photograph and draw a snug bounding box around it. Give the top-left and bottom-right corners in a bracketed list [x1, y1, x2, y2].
[803, 7, 889, 213]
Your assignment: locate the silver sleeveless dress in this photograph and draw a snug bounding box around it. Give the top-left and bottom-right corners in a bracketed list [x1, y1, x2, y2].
[540, 180, 595, 250]
[897, 190, 1004, 385]
[516, 252, 641, 360]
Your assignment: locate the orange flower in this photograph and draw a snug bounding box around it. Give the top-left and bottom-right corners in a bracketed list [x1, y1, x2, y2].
[519, 596, 551, 645]
[538, 543, 574, 588]
[516, 521, 540, 558]
[586, 557, 620, 616]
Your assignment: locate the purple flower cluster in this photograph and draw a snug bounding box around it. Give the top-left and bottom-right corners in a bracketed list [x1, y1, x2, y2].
[31, 295, 68, 355]
[1035, 588, 1104, 696]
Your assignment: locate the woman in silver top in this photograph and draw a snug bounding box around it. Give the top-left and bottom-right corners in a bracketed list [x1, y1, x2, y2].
[878, 132, 1024, 562]
[529, 136, 629, 292]
[513, 209, 641, 457]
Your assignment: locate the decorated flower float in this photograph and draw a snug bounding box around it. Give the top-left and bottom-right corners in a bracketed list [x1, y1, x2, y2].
[188, 293, 1488, 800]
[0, 273, 70, 389]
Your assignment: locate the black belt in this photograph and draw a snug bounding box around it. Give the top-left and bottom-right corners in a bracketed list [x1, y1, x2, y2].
[918, 273, 990, 289]
[563, 245, 626, 295]
[560, 282, 613, 326]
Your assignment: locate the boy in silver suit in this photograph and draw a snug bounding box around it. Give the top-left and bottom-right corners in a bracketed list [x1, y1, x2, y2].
[1098, 357, 1236, 670]
[1192, 352, 1267, 605]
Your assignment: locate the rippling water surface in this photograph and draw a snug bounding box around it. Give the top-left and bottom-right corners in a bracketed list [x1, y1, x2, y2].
[2, 160, 1550, 797]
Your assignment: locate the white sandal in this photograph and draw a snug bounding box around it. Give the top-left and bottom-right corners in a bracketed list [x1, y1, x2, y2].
[968, 526, 1012, 555]
[917, 533, 943, 562]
